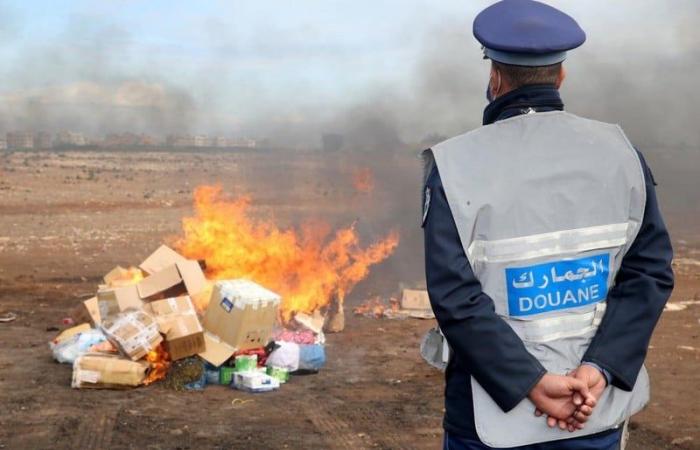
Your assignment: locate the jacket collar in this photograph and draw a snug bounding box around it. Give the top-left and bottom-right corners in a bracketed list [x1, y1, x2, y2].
[483, 84, 564, 125]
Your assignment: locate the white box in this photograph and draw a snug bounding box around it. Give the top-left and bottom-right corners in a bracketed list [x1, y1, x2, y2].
[232, 371, 280, 392]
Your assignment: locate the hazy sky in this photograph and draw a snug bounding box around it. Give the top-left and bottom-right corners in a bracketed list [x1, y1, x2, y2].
[0, 1, 698, 147]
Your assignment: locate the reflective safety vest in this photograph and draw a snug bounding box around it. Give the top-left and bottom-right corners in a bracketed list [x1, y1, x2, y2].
[424, 111, 649, 448]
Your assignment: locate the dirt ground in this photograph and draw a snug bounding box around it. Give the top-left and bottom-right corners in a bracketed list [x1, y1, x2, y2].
[0, 150, 698, 450]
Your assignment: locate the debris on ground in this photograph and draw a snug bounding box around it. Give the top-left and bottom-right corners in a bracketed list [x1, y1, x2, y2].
[48, 244, 327, 395]
[353, 289, 434, 320]
[0, 312, 18, 322]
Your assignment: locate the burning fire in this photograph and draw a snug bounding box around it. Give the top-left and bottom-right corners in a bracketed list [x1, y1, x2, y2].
[105, 266, 145, 287]
[353, 296, 400, 318]
[352, 167, 375, 194]
[175, 185, 399, 322]
[143, 344, 171, 386]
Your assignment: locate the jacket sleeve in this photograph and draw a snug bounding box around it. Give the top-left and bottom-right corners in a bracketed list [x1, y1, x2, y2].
[582, 151, 674, 391]
[423, 164, 546, 412]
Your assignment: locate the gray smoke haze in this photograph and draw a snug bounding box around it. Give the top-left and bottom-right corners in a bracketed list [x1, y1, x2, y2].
[0, 0, 699, 157]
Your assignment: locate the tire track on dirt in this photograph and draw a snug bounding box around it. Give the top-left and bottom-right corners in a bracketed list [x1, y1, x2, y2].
[303, 398, 415, 450]
[72, 409, 118, 450]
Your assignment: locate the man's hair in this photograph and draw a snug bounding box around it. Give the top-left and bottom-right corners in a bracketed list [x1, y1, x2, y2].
[492, 61, 562, 88]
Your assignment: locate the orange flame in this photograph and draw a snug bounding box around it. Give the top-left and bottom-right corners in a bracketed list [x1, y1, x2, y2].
[353, 296, 400, 318]
[143, 344, 170, 386]
[352, 167, 375, 194]
[105, 266, 144, 287]
[175, 185, 399, 322]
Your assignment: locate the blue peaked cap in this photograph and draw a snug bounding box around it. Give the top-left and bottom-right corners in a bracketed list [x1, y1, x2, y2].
[473, 0, 586, 66]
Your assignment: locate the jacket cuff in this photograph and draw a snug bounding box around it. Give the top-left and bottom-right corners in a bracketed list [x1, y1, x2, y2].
[582, 356, 634, 391]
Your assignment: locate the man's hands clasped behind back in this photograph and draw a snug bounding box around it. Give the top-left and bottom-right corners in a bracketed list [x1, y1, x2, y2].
[528, 365, 608, 433]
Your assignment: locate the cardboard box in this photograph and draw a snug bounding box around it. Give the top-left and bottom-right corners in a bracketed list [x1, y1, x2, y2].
[70, 296, 101, 326]
[139, 244, 189, 275]
[144, 296, 197, 331]
[164, 314, 205, 361]
[136, 260, 207, 300]
[145, 296, 205, 360]
[101, 310, 163, 360]
[401, 289, 431, 310]
[72, 353, 150, 389]
[232, 371, 280, 392]
[97, 285, 144, 319]
[401, 289, 435, 319]
[199, 280, 280, 366]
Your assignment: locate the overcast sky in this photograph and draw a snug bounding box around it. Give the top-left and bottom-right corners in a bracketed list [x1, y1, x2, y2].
[0, 0, 697, 148]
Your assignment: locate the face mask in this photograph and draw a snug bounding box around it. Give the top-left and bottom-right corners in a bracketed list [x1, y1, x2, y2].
[486, 72, 501, 103]
[486, 83, 494, 103]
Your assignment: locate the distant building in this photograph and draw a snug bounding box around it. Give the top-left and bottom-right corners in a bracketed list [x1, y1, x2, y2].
[322, 133, 344, 152]
[0, 137, 6, 150]
[166, 134, 195, 147]
[211, 136, 257, 148]
[103, 133, 157, 147]
[6, 132, 34, 149]
[193, 135, 210, 147]
[212, 136, 231, 148]
[235, 138, 257, 148]
[55, 131, 86, 147]
[35, 131, 53, 149]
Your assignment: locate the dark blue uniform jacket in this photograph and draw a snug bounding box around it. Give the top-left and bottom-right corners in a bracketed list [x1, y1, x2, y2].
[423, 85, 674, 439]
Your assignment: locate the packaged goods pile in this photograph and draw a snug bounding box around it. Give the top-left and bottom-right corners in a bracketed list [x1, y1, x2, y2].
[50, 245, 326, 392]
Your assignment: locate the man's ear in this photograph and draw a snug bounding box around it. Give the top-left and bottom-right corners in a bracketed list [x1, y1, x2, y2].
[555, 65, 567, 89]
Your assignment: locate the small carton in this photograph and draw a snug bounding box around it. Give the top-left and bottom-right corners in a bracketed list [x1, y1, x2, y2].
[163, 315, 205, 361]
[101, 309, 163, 361]
[72, 353, 150, 389]
[232, 371, 280, 393]
[401, 289, 434, 319]
[97, 285, 144, 319]
[70, 296, 101, 326]
[198, 280, 280, 366]
[144, 296, 197, 331]
[401, 289, 431, 310]
[144, 296, 205, 360]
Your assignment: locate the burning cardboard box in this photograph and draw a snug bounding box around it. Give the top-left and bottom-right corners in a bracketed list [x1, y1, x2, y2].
[72, 353, 150, 389]
[101, 309, 163, 361]
[199, 280, 281, 366]
[145, 296, 205, 361]
[95, 246, 207, 321]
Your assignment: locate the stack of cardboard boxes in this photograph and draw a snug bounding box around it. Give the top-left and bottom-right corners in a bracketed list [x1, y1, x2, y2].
[61, 245, 281, 389]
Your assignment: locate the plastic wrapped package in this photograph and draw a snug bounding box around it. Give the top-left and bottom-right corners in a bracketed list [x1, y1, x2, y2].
[51, 329, 108, 364]
[100, 309, 163, 360]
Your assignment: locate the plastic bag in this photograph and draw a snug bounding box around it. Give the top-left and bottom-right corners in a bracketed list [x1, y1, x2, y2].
[51, 329, 107, 364]
[266, 341, 300, 371]
[298, 344, 325, 371]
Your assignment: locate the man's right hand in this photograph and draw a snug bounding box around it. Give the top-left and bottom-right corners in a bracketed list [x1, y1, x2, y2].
[528, 373, 596, 431]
